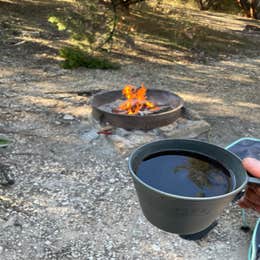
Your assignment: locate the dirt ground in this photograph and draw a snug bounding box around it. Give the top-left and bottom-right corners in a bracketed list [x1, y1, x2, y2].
[0, 1, 260, 259]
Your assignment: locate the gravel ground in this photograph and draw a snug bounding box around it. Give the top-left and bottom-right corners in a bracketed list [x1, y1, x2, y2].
[0, 8, 260, 260]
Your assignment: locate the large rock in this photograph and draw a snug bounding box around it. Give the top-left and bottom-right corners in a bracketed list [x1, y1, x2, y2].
[107, 108, 210, 154]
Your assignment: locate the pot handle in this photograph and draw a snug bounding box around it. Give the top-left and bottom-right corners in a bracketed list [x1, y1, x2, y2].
[233, 175, 260, 203]
[248, 177, 260, 185]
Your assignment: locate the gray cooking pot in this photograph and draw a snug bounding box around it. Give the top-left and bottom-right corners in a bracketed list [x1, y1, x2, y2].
[128, 139, 260, 235]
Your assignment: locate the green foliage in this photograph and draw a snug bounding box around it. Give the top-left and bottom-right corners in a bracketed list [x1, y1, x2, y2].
[48, 1, 120, 70]
[59, 47, 120, 69]
[48, 1, 117, 50]
[0, 137, 10, 148]
[48, 16, 66, 31]
[0, 140, 9, 145]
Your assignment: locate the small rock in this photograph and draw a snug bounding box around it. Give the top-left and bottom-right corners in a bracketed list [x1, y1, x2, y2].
[63, 114, 74, 120]
[163, 120, 210, 139]
[115, 128, 131, 137]
[0, 246, 4, 254]
[60, 201, 69, 206]
[81, 129, 99, 142]
[71, 251, 81, 258]
[152, 244, 160, 251]
[109, 132, 156, 152]
[159, 122, 178, 132]
[3, 216, 19, 229]
[109, 178, 116, 184]
[0, 164, 15, 186]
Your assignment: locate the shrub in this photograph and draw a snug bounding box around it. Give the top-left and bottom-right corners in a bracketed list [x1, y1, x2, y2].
[59, 47, 120, 70]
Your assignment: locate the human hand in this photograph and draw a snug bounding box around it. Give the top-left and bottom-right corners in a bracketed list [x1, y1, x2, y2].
[238, 158, 260, 213]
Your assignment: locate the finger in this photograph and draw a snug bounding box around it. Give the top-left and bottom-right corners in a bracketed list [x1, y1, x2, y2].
[242, 158, 260, 178]
[238, 195, 253, 208]
[238, 198, 250, 208]
[255, 186, 260, 196]
[243, 187, 260, 206]
[238, 197, 260, 213]
[248, 184, 260, 196]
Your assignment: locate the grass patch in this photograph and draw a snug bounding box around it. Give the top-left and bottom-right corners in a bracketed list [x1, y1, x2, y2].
[59, 47, 120, 69]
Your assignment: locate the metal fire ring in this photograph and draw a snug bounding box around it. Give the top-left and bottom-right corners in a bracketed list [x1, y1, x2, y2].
[90, 89, 184, 130]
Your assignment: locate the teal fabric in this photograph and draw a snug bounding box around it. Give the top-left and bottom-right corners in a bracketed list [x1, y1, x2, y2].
[225, 138, 260, 260]
[248, 219, 260, 260]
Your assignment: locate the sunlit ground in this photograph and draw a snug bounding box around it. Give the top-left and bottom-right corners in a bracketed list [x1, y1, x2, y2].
[1, 0, 259, 67]
[0, 0, 259, 135]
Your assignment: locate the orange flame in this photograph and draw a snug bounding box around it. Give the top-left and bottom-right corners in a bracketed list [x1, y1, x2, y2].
[117, 84, 158, 115]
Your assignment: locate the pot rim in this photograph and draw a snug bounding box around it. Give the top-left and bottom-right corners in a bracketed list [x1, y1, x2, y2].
[128, 138, 248, 201]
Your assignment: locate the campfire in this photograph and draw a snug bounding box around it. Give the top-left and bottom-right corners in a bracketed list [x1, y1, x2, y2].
[91, 86, 184, 130]
[115, 84, 159, 115]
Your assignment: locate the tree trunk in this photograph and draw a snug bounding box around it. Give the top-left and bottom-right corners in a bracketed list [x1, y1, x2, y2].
[196, 0, 208, 10]
[112, 0, 145, 12]
[249, 0, 257, 18]
[195, 0, 219, 11]
[236, 0, 258, 18]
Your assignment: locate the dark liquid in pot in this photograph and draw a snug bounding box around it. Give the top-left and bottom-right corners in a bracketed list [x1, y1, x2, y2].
[136, 151, 234, 197]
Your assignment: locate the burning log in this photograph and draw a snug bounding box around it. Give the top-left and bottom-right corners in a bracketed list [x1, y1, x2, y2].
[116, 84, 159, 115]
[111, 108, 127, 114]
[113, 104, 173, 116]
[99, 86, 174, 116]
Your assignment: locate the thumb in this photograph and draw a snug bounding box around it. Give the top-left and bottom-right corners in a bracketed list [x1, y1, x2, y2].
[242, 158, 260, 178]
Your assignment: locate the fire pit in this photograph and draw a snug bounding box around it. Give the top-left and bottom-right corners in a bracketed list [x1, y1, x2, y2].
[91, 86, 184, 130]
